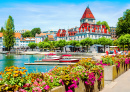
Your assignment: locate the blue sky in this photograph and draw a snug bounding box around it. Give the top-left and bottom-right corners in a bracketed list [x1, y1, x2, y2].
[0, 0, 130, 31]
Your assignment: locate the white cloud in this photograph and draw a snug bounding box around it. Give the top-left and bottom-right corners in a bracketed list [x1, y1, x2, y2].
[0, 2, 129, 31]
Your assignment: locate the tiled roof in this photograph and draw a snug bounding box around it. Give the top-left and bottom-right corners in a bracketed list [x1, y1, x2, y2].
[20, 37, 35, 41]
[15, 33, 21, 39]
[36, 33, 50, 37]
[81, 7, 95, 20]
[0, 32, 3, 37]
[48, 35, 55, 41]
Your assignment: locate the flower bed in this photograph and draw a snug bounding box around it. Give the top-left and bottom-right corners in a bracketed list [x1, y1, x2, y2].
[96, 54, 130, 85]
[0, 58, 104, 92]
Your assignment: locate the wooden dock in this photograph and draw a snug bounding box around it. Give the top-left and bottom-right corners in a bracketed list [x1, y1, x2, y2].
[24, 63, 76, 65]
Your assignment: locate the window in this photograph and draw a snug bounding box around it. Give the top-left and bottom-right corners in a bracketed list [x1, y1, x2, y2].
[88, 19, 93, 22]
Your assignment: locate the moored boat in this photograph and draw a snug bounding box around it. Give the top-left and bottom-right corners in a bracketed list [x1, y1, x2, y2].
[59, 54, 79, 63]
[59, 59, 79, 62]
[42, 53, 62, 61]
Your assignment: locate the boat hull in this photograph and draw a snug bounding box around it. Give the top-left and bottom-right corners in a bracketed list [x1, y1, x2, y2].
[42, 58, 59, 61]
[59, 59, 79, 62]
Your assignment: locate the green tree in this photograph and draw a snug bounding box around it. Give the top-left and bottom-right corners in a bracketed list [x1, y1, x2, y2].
[3, 15, 15, 51]
[0, 27, 4, 32]
[123, 34, 130, 50]
[44, 37, 49, 42]
[55, 40, 66, 52]
[84, 37, 93, 52]
[28, 42, 37, 51]
[68, 40, 79, 51]
[112, 39, 119, 46]
[31, 28, 41, 37]
[98, 37, 112, 52]
[116, 9, 130, 37]
[96, 21, 110, 32]
[96, 21, 101, 25]
[22, 31, 32, 38]
[43, 42, 50, 49]
[117, 35, 126, 51]
[38, 42, 44, 51]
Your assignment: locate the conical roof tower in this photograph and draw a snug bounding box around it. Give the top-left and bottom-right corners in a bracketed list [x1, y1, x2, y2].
[80, 6, 95, 25]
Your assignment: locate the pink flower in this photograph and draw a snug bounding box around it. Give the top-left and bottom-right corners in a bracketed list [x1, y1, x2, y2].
[85, 81, 89, 85]
[44, 85, 50, 90]
[59, 79, 62, 83]
[51, 80, 53, 82]
[42, 81, 46, 85]
[33, 81, 40, 86]
[32, 87, 42, 92]
[36, 78, 40, 82]
[23, 83, 30, 87]
[50, 76, 53, 80]
[19, 89, 27, 92]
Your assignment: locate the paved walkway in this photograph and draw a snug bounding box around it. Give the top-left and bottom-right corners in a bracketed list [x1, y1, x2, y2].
[101, 69, 130, 92]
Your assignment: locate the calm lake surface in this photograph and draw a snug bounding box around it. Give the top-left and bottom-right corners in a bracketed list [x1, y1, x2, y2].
[0, 54, 56, 73]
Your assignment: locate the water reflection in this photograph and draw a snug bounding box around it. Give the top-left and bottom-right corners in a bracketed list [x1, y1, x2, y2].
[0, 54, 55, 73]
[3, 54, 15, 68]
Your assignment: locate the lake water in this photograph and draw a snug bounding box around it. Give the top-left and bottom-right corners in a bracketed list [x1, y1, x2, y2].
[0, 54, 56, 73]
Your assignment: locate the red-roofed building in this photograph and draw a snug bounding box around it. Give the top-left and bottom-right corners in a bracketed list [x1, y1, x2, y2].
[56, 6, 111, 41]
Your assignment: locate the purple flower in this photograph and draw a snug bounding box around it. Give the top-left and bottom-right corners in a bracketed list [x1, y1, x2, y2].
[44, 85, 50, 90]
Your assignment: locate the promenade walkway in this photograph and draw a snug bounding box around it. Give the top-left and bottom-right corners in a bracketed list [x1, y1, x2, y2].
[101, 69, 130, 92]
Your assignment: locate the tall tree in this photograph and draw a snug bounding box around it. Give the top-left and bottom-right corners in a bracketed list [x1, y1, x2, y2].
[116, 9, 130, 37]
[0, 27, 4, 32]
[31, 28, 41, 37]
[3, 15, 15, 51]
[22, 31, 33, 38]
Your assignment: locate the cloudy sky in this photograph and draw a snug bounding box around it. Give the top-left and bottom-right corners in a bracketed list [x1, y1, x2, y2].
[0, 0, 130, 32]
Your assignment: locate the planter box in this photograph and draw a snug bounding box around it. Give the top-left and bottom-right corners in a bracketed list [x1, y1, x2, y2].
[49, 73, 104, 92]
[49, 86, 65, 92]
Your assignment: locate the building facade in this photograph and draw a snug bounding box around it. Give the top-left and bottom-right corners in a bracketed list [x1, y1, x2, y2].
[35, 33, 55, 43]
[20, 37, 35, 47]
[0, 33, 3, 47]
[15, 29, 29, 33]
[56, 6, 111, 41]
[110, 27, 117, 40]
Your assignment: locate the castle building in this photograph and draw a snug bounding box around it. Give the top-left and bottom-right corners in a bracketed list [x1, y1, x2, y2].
[110, 27, 117, 40]
[56, 6, 111, 41]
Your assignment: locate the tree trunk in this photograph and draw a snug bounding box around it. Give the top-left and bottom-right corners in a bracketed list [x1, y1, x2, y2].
[32, 48, 33, 51]
[87, 45, 88, 52]
[104, 45, 105, 53]
[128, 44, 129, 51]
[123, 45, 124, 52]
[74, 46, 75, 52]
